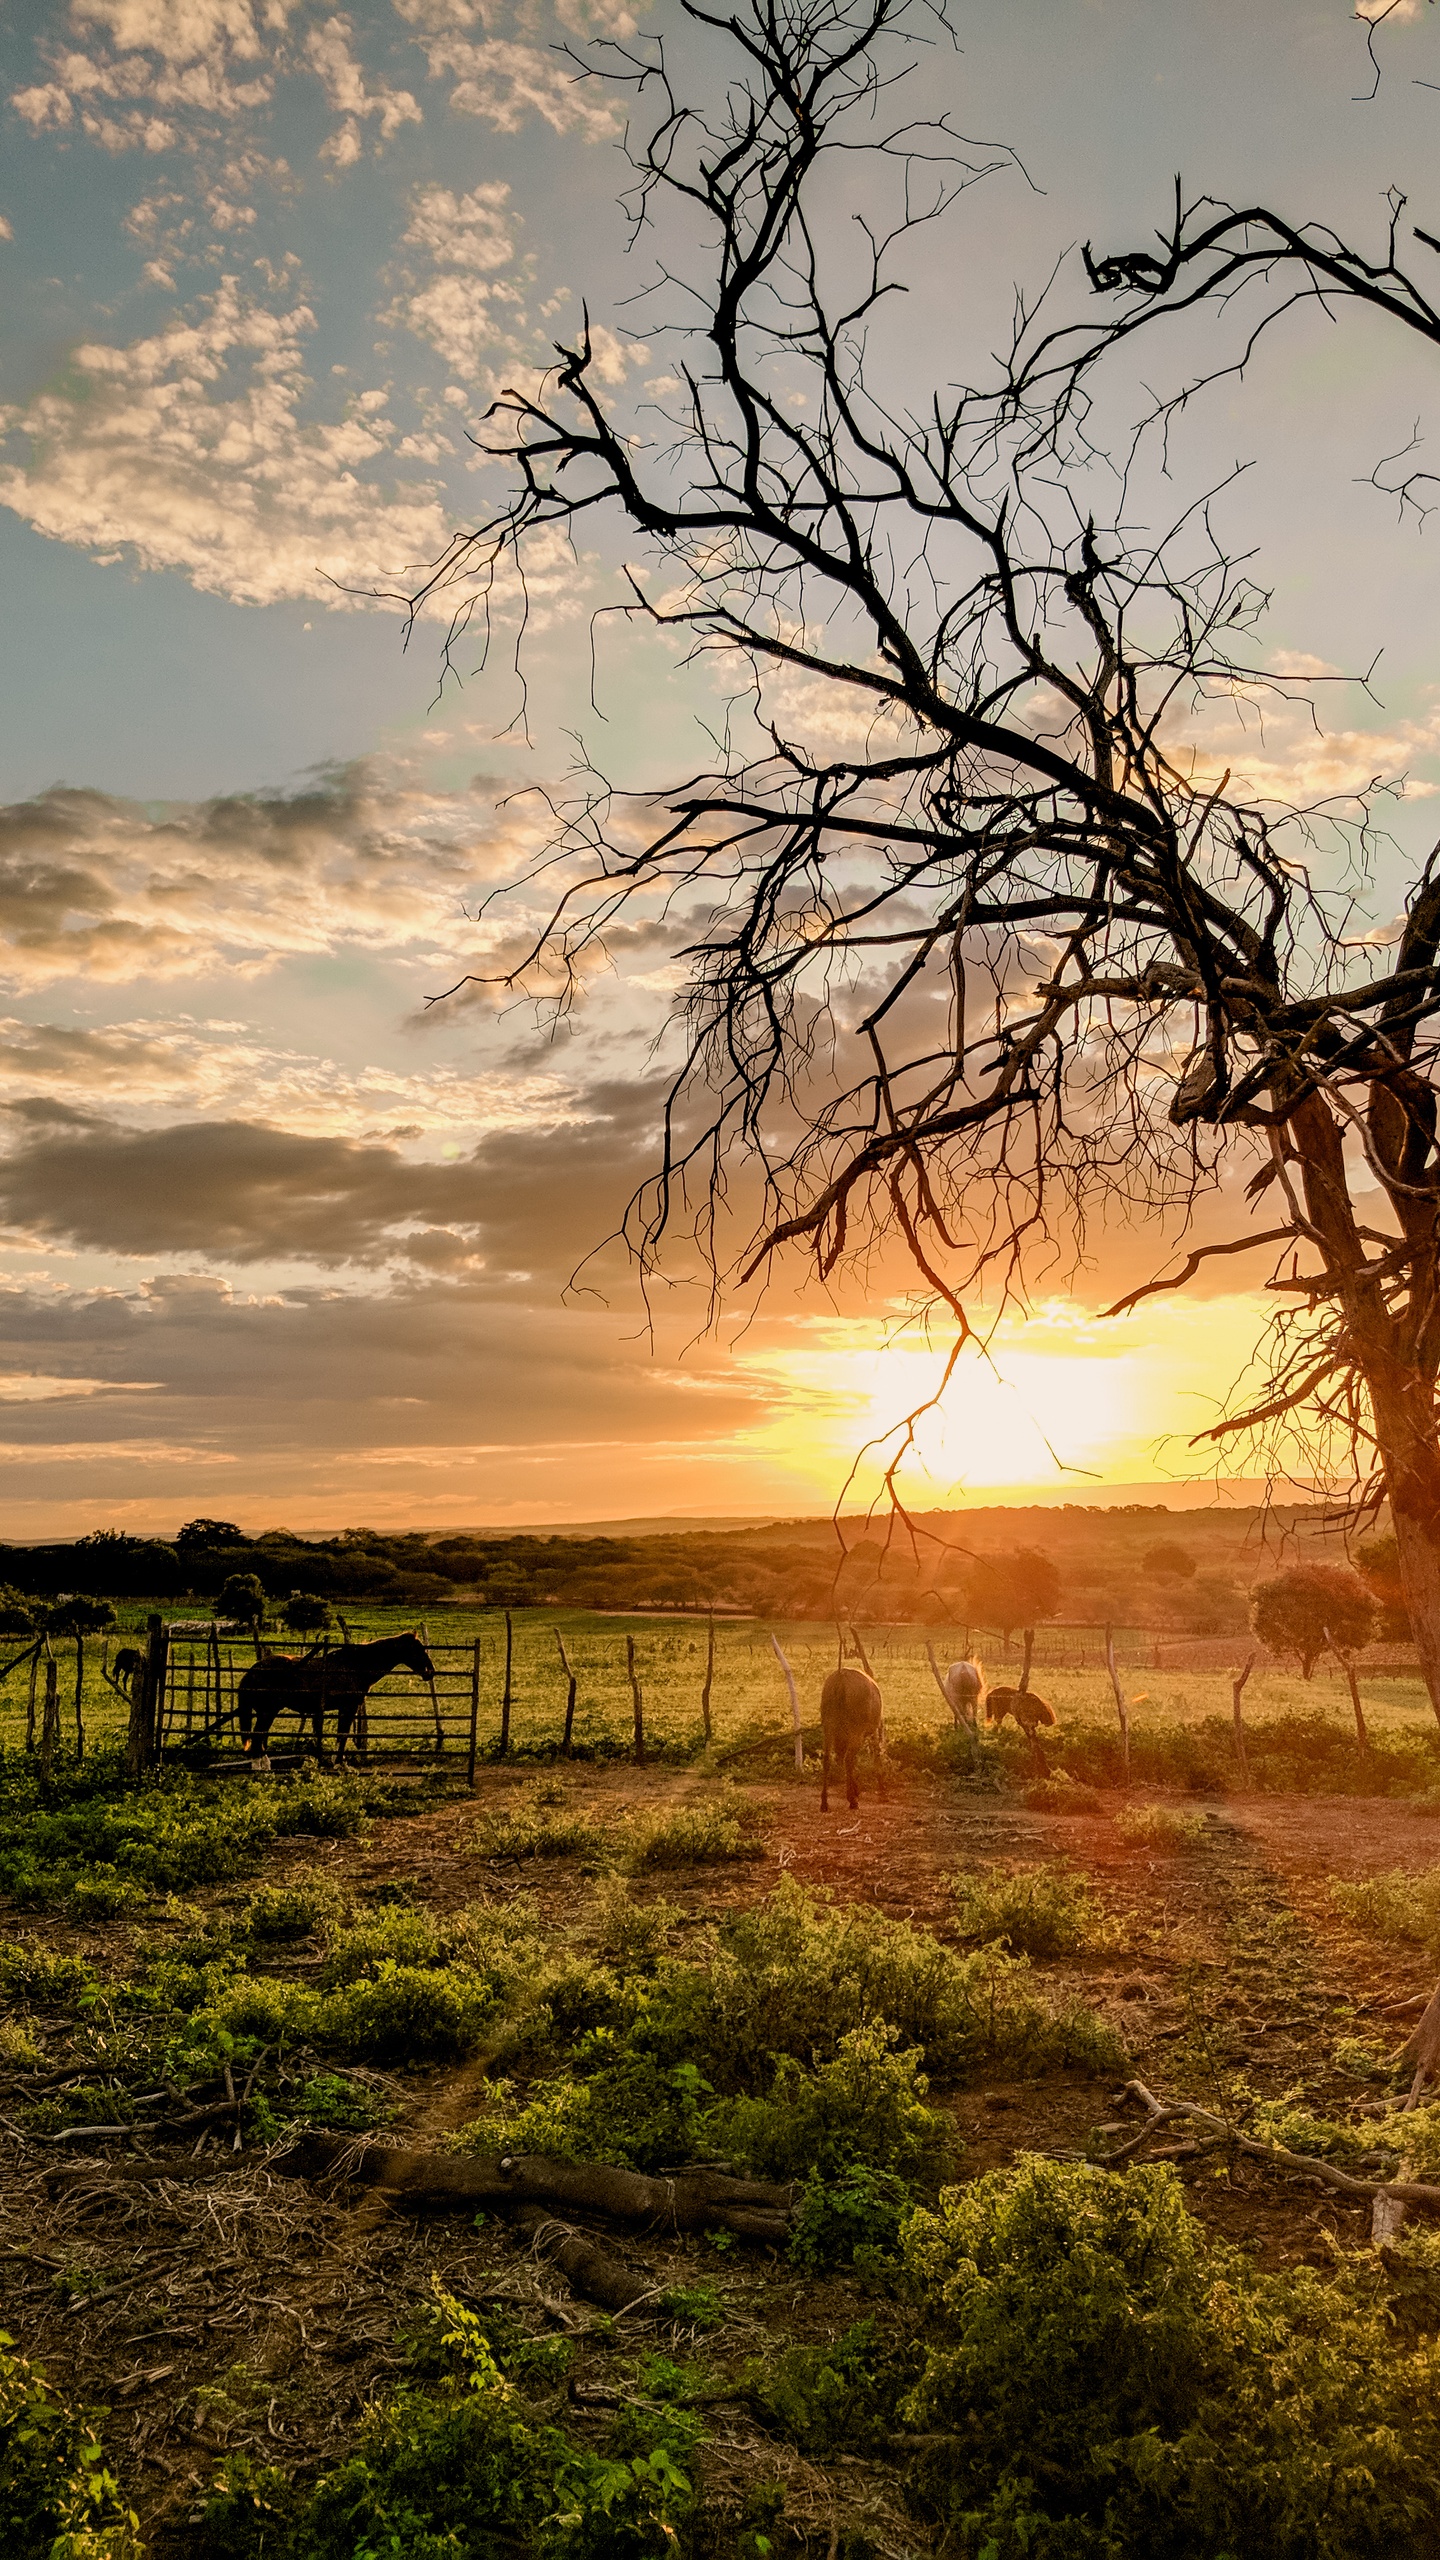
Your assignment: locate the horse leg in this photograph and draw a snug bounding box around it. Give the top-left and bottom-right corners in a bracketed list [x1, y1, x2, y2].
[334, 1700, 355, 1769]
[250, 1707, 274, 1776]
[847, 1747, 860, 1811]
[821, 1732, 831, 1814]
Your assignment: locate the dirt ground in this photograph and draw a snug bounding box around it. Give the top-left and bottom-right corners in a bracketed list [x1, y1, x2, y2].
[5, 1758, 1440, 2554]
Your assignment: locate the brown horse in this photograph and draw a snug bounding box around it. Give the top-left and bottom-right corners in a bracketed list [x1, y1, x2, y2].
[819, 1666, 884, 1811]
[985, 1683, 1057, 1775]
[237, 1631, 435, 1769]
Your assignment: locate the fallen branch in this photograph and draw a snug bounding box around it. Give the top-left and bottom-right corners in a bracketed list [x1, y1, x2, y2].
[511, 2205, 656, 2313]
[1104, 2077, 1440, 2211]
[715, 1723, 822, 1768]
[276, 2133, 794, 2240]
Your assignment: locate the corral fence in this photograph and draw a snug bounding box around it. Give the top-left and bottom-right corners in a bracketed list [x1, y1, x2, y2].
[116, 1618, 483, 1781]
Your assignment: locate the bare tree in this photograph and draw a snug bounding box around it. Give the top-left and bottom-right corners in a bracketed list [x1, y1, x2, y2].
[414, 0, 1440, 1715]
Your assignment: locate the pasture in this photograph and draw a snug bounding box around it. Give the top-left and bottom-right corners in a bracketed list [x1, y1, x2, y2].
[2, 1598, 1436, 1773]
[7, 1604, 1440, 2555]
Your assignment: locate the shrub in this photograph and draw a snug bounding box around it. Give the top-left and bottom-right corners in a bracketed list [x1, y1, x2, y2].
[0, 1939, 98, 2009]
[0, 1587, 35, 1635]
[44, 1595, 116, 1638]
[0, 2331, 140, 2559]
[280, 1593, 333, 1633]
[1115, 1802, 1208, 1850]
[68, 1868, 149, 1922]
[1333, 1864, 1440, 1947]
[320, 1907, 445, 1987]
[950, 1862, 1103, 1955]
[901, 2154, 1440, 2558]
[200, 2289, 697, 2559]
[621, 1792, 769, 1871]
[588, 1876, 680, 1974]
[639, 1880, 1125, 2089]
[789, 2165, 914, 2270]
[470, 1800, 608, 1862]
[744, 2318, 910, 2453]
[706, 2023, 950, 2184]
[243, 1868, 354, 1942]
[217, 1572, 267, 1627]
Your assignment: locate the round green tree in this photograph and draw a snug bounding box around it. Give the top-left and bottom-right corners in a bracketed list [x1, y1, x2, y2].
[281, 1592, 333, 1634]
[1252, 1566, 1376, 1678]
[217, 1572, 267, 1629]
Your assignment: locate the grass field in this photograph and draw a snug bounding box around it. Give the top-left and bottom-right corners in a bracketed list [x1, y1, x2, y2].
[3, 1598, 1436, 1770]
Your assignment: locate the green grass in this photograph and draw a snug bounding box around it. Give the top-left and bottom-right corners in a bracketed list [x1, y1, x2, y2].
[4, 1600, 1436, 1780]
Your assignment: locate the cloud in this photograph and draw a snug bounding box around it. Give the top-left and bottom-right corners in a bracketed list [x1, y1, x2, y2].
[0, 765, 510, 987]
[13, 0, 294, 142]
[307, 12, 422, 161]
[0, 1079, 660, 1276]
[0, 279, 451, 607]
[0, 1015, 570, 1140]
[403, 29, 623, 137]
[395, 180, 528, 378]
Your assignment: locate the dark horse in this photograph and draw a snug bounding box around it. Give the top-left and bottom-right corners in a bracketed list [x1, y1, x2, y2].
[237, 1632, 436, 1770]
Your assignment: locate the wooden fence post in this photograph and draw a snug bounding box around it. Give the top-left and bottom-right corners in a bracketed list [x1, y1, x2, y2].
[626, 1634, 645, 1766]
[127, 1613, 166, 1776]
[499, 1610, 513, 1757]
[1230, 1652, 1255, 1785]
[1104, 1622, 1130, 1789]
[73, 1635, 85, 1761]
[468, 1638, 481, 1789]
[701, 1614, 716, 1745]
[1325, 1626, 1370, 1752]
[39, 1647, 59, 1781]
[25, 1644, 39, 1752]
[555, 1628, 578, 1757]
[770, 1634, 804, 1771]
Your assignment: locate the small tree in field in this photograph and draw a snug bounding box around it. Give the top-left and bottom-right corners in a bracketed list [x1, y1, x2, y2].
[45, 1597, 116, 1638]
[1252, 1567, 1376, 1680]
[217, 1573, 266, 1630]
[964, 1549, 1062, 1644]
[281, 1592, 333, 1635]
[0, 1587, 35, 1634]
[1144, 1543, 1197, 1582]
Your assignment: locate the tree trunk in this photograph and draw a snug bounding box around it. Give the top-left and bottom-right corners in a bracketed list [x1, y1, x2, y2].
[1368, 1368, 1440, 1726]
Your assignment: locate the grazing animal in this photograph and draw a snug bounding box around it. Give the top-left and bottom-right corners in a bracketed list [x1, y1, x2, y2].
[111, 1646, 145, 1691]
[985, 1682, 1057, 1775]
[238, 1631, 436, 1770]
[819, 1665, 884, 1812]
[942, 1656, 984, 1727]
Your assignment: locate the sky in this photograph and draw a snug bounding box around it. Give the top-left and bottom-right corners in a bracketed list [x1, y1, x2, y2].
[2, 0, 1440, 1537]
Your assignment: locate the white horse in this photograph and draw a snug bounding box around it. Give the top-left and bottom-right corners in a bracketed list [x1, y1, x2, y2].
[926, 1641, 984, 1728]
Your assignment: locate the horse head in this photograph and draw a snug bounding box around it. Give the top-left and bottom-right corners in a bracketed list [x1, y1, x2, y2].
[395, 1631, 436, 1681]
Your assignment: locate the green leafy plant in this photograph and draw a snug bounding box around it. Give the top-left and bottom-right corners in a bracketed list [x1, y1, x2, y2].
[1115, 1802, 1208, 1849]
[950, 1861, 1104, 1954]
[1333, 1864, 1440, 1947]
[901, 2154, 1440, 2558]
[621, 1793, 769, 1871]
[0, 2330, 141, 2559]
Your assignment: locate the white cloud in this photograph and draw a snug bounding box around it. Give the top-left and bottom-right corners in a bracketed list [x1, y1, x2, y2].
[412, 32, 622, 137]
[0, 760, 557, 990]
[306, 13, 422, 153]
[0, 279, 450, 607]
[405, 180, 513, 271]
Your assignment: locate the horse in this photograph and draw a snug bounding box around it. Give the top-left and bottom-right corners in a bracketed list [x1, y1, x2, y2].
[942, 1656, 984, 1727]
[237, 1631, 436, 1770]
[819, 1665, 885, 1812]
[985, 1682, 1057, 1775]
